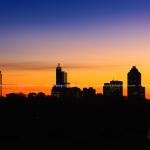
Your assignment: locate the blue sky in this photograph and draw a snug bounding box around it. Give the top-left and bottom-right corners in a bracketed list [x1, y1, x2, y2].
[0, 0, 150, 28]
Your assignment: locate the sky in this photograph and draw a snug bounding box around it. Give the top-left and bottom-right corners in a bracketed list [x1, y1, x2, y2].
[1, 0, 150, 97]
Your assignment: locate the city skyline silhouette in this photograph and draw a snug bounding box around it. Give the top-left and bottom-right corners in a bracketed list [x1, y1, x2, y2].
[1, 0, 150, 98]
[1, 0, 150, 147]
[0, 64, 148, 100]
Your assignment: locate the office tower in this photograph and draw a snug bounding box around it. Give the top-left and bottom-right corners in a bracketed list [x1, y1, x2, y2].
[127, 66, 145, 99]
[0, 71, 2, 96]
[103, 80, 123, 97]
[56, 63, 62, 86]
[110, 80, 123, 97]
[56, 63, 68, 87]
[103, 83, 111, 97]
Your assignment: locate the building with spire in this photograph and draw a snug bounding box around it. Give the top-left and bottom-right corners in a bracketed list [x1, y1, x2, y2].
[52, 64, 69, 97]
[56, 63, 68, 88]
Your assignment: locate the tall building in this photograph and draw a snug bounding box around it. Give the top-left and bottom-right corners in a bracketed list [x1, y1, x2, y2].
[56, 63, 62, 85]
[103, 80, 123, 97]
[127, 66, 145, 99]
[56, 63, 68, 87]
[62, 71, 67, 85]
[0, 71, 2, 96]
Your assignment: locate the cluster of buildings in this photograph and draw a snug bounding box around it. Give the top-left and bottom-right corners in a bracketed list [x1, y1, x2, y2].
[52, 64, 96, 98]
[103, 66, 145, 99]
[52, 64, 145, 99]
[0, 64, 146, 99]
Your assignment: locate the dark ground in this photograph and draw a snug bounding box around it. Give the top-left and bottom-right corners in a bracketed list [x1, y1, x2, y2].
[0, 94, 150, 149]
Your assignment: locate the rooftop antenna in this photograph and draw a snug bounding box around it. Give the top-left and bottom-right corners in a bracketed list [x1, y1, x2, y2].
[57, 63, 60, 67]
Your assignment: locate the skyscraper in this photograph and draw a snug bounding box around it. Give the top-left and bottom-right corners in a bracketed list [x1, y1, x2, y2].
[56, 64, 68, 87]
[0, 71, 2, 97]
[52, 64, 69, 97]
[127, 66, 145, 99]
[56, 63, 62, 86]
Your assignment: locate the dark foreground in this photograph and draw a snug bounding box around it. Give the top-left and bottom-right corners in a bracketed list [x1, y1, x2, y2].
[0, 94, 150, 148]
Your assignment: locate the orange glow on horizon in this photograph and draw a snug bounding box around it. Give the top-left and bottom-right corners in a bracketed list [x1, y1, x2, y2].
[2, 65, 150, 99]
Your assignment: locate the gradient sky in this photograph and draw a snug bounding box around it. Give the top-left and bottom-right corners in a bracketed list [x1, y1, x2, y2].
[1, 0, 150, 97]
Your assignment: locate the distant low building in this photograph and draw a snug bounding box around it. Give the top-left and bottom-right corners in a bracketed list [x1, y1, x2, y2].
[103, 80, 123, 97]
[82, 87, 96, 97]
[51, 86, 81, 98]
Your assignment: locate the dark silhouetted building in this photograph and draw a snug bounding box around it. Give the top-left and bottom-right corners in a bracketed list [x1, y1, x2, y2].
[51, 86, 62, 98]
[66, 87, 81, 98]
[82, 87, 96, 97]
[52, 64, 72, 97]
[127, 66, 145, 99]
[56, 64, 68, 88]
[0, 71, 2, 97]
[103, 83, 111, 97]
[103, 80, 123, 97]
[51, 86, 81, 98]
